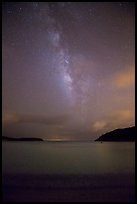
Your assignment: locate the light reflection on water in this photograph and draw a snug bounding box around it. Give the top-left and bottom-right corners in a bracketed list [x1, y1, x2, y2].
[2, 141, 135, 175]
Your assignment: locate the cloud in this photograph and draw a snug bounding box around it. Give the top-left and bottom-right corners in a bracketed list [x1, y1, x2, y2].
[2, 113, 20, 126]
[113, 66, 135, 89]
[92, 109, 135, 134]
[20, 114, 69, 125]
[2, 113, 69, 126]
[110, 110, 134, 122]
[93, 121, 107, 131]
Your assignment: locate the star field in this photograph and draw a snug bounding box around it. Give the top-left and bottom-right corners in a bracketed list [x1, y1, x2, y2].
[2, 2, 135, 140]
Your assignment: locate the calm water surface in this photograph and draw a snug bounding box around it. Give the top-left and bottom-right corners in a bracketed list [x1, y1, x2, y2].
[2, 141, 135, 175]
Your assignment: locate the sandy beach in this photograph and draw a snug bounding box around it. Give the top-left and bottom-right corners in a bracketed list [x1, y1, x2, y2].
[3, 173, 135, 202]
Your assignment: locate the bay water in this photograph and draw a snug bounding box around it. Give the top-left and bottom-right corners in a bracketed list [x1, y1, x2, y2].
[2, 141, 135, 175]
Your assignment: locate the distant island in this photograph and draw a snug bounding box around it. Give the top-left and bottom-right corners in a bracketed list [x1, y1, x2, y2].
[2, 136, 43, 141]
[95, 126, 135, 142]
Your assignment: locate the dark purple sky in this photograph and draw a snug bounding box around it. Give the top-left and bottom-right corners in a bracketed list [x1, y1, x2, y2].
[2, 2, 135, 140]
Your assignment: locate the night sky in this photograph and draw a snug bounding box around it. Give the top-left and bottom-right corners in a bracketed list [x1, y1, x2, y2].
[2, 2, 135, 140]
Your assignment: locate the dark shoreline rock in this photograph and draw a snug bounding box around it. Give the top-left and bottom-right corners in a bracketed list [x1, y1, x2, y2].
[95, 126, 135, 142]
[2, 136, 43, 141]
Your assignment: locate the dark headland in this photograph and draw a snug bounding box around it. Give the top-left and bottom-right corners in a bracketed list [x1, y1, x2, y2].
[2, 136, 43, 141]
[95, 126, 135, 141]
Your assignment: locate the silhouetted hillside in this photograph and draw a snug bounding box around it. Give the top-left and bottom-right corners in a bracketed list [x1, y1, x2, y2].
[95, 126, 135, 141]
[2, 136, 43, 141]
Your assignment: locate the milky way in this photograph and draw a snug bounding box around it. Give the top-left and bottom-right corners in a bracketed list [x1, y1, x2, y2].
[2, 2, 135, 140]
